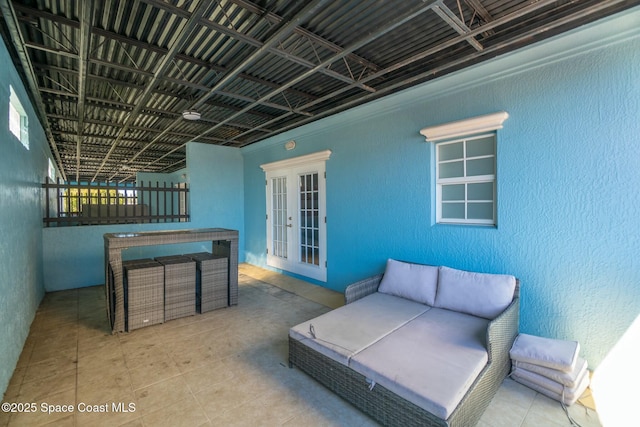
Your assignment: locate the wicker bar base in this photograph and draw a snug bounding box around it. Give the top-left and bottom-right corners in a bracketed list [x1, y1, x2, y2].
[123, 259, 164, 331]
[187, 252, 228, 313]
[155, 255, 196, 321]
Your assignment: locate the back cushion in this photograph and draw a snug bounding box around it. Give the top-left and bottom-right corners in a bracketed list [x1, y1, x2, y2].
[378, 259, 438, 306]
[434, 266, 516, 319]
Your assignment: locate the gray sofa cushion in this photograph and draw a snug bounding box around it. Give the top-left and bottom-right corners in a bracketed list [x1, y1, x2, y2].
[435, 266, 516, 319]
[349, 307, 489, 420]
[509, 333, 579, 372]
[289, 292, 430, 365]
[378, 259, 439, 306]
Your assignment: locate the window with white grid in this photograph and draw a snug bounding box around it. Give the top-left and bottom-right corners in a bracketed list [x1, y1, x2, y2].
[436, 134, 496, 225]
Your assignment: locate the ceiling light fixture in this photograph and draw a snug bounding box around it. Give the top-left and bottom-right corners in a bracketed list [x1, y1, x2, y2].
[182, 110, 201, 121]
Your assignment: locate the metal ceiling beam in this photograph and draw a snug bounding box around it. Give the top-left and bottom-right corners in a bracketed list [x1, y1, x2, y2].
[236, 0, 626, 147]
[126, 0, 440, 179]
[465, 0, 495, 30]
[193, 1, 439, 141]
[141, 0, 376, 94]
[230, 0, 564, 144]
[117, 0, 333, 180]
[190, 0, 333, 110]
[41, 88, 274, 133]
[75, 0, 94, 182]
[46, 114, 231, 142]
[14, 3, 319, 101]
[432, 1, 483, 51]
[227, 0, 381, 72]
[0, 0, 67, 180]
[92, 0, 213, 181]
[47, 57, 294, 120]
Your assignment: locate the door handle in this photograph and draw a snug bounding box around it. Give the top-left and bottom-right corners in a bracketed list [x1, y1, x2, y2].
[286, 224, 293, 228]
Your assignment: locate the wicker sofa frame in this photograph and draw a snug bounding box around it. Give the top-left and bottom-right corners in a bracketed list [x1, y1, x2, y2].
[289, 273, 520, 427]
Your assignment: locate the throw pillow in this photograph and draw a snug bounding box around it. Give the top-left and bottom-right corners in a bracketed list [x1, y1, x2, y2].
[378, 259, 438, 306]
[434, 266, 516, 319]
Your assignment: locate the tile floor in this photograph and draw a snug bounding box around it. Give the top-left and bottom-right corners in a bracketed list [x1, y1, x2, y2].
[1, 264, 602, 427]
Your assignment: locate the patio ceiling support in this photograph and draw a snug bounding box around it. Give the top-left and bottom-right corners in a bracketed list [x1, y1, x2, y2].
[92, 0, 213, 182]
[432, 1, 484, 51]
[235, 0, 627, 147]
[123, 0, 440, 180]
[75, 0, 94, 182]
[116, 0, 332, 180]
[142, 0, 377, 93]
[0, 0, 67, 180]
[227, 0, 381, 73]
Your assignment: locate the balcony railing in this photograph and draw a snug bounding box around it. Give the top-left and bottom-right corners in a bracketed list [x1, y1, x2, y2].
[42, 179, 189, 227]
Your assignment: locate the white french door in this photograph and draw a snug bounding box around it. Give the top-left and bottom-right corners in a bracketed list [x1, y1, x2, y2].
[261, 151, 330, 282]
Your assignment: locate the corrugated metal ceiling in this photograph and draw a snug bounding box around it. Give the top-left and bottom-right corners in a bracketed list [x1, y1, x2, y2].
[0, 0, 636, 182]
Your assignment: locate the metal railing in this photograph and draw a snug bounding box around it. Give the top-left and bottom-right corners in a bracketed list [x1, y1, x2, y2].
[42, 179, 189, 226]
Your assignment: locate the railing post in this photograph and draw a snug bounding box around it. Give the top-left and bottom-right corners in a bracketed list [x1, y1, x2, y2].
[170, 181, 175, 222]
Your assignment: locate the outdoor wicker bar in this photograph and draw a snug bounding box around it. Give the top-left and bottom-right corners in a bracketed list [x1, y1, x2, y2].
[104, 228, 238, 333]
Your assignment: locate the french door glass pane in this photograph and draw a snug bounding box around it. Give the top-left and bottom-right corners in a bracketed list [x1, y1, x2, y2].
[299, 173, 319, 266]
[271, 177, 287, 258]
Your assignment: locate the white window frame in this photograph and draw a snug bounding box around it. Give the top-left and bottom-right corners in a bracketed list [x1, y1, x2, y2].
[48, 158, 56, 181]
[9, 85, 29, 150]
[435, 134, 496, 225]
[260, 150, 331, 282]
[421, 112, 509, 226]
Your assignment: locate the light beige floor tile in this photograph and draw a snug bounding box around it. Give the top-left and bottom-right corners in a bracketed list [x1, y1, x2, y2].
[76, 370, 134, 404]
[3, 266, 608, 427]
[121, 341, 170, 370]
[525, 393, 602, 427]
[2, 365, 26, 400]
[0, 408, 12, 427]
[16, 369, 76, 402]
[181, 361, 236, 394]
[134, 375, 192, 414]
[75, 404, 140, 427]
[7, 388, 76, 426]
[128, 357, 182, 390]
[208, 396, 294, 427]
[194, 376, 261, 418]
[21, 353, 77, 384]
[141, 394, 209, 427]
[41, 413, 75, 426]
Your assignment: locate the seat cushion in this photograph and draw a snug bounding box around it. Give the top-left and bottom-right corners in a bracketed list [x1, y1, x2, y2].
[349, 308, 489, 420]
[289, 292, 430, 365]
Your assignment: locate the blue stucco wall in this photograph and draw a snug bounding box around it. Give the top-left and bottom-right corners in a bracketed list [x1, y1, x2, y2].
[242, 10, 640, 368]
[0, 42, 55, 396]
[42, 142, 244, 291]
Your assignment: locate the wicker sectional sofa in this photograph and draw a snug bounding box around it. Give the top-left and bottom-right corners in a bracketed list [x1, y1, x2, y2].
[289, 259, 520, 427]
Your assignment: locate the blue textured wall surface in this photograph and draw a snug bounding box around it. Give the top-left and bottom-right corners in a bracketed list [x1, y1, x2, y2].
[243, 10, 640, 368]
[0, 41, 54, 396]
[42, 142, 244, 291]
